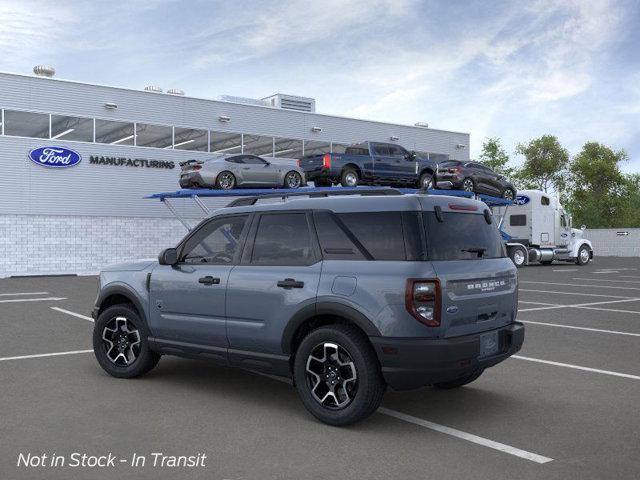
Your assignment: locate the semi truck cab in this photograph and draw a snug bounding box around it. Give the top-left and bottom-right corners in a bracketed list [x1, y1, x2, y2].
[492, 189, 593, 267]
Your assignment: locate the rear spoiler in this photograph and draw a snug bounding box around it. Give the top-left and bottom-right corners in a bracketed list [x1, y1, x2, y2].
[179, 159, 204, 167]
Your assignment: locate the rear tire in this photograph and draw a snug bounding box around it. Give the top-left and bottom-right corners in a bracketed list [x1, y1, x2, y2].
[215, 171, 236, 190]
[293, 325, 385, 426]
[419, 172, 433, 190]
[340, 168, 359, 187]
[93, 304, 160, 379]
[434, 369, 484, 389]
[284, 171, 302, 189]
[462, 178, 475, 192]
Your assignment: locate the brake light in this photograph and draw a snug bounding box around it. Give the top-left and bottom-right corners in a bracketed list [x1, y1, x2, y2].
[405, 279, 441, 327]
[322, 153, 331, 168]
[297, 159, 302, 167]
[449, 203, 478, 211]
[192, 165, 202, 170]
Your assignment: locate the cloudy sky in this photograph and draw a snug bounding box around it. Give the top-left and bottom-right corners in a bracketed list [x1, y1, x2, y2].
[1, 0, 638, 170]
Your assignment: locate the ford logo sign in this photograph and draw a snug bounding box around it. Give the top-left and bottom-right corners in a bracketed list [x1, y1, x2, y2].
[514, 195, 530, 205]
[28, 146, 82, 168]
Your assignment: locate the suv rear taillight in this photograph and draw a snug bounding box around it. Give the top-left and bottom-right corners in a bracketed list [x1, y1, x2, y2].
[405, 279, 441, 327]
[322, 153, 331, 168]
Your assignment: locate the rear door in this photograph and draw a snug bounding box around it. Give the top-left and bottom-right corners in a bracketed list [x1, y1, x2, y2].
[149, 214, 250, 354]
[226, 211, 321, 370]
[370, 143, 394, 180]
[423, 209, 517, 340]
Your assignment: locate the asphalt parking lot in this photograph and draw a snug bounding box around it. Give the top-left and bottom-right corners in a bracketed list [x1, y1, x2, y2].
[2, 257, 640, 480]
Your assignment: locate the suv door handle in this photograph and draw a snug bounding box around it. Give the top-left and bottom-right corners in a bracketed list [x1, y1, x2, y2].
[277, 278, 304, 289]
[198, 276, 220, 285]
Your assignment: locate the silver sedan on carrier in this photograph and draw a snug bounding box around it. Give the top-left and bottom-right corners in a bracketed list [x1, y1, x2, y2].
[179, 154, 307, 190]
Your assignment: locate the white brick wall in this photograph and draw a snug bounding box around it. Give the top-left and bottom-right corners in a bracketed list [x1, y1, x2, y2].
[584, 228, 640, 257]
[0, 214, 189, 277]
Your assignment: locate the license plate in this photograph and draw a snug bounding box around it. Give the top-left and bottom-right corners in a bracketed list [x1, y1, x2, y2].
[479, 331, 499, 358]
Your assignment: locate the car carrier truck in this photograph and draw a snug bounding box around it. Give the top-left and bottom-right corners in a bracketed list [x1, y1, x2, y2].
[491, 189, 593, 267]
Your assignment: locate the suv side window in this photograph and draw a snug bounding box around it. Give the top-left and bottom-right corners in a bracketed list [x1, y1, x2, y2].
[180, 215, 249, 264]
[336, 212, 406, 260]
[313, 211, 366, 260]
[251, 213, 316, 266]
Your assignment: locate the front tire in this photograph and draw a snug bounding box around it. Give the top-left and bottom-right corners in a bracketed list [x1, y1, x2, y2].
[340, 168, 359, 187]
[502, 188, 516, 200]
[576, 245, 591, 265]
[93, 304, 160, 379]
[293, 325, 385, 426]
[508, 245, 527, 268]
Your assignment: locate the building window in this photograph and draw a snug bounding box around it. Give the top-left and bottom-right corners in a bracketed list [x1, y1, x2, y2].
[243, 134, 274, 156]
[210, 131, 242, 154]
[135, 123, 173, 148]
[95, 119, 135, 145]
[50, 114, 94, 142]
[331, 143, 349, 154]
[3, 110, 50, 139]
[303, 140, 330, 156]
[173, 127, 208, 151]
[273, 137, 303, 159]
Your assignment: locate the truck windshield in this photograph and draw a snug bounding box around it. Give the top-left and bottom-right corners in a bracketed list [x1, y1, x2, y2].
[423, 212, 506, 260]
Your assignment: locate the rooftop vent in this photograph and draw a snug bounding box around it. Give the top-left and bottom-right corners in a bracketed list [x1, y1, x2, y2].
[33, 65, 55, 78]
[262, 93, 316, 113]
[144, 85, 163, 93]
[167, 88, 185, 96]
[217, 95, 270, 107]
[414, 122, 429, 128]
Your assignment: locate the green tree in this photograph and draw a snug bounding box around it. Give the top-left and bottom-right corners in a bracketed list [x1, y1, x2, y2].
[479, 137, 514, 177]
[566, 142, 628, 228]
[515, 135, 569, 193]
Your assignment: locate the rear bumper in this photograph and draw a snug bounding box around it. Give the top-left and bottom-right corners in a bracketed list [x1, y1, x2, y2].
[179, 172, 208, 188]
[435, 177, 463, 189]
[304, 167, 337, 182]
[370, 322, 524, 390]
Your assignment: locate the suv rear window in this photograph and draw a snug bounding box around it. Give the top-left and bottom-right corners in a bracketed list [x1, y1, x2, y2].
[423, 212, 505, 260]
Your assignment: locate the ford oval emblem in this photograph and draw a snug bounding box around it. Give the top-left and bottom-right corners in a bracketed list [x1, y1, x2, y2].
[28, 146, 82, 168]
[446, 305, 459, 314]
[514, 195, 530, 205]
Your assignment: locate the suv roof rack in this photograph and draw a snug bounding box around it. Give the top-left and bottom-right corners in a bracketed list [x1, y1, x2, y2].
[225, 187, 403, 207]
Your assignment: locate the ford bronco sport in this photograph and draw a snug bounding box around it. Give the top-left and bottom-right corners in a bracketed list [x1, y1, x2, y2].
[92, 189, 524, 426]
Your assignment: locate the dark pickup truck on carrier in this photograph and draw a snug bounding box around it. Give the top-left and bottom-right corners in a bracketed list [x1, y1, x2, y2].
[298, 142, 438, 189]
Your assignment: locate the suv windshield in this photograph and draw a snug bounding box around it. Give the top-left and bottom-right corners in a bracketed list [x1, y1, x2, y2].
[423, 212, 505, 260]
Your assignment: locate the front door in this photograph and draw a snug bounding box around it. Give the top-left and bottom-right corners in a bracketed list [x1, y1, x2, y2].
[241, 155, 280, 186]
[149, 214, 251, 351]
[226, 211, 321, 368]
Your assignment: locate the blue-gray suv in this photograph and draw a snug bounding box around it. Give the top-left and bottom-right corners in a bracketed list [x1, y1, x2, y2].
[92, 189, 524, 425]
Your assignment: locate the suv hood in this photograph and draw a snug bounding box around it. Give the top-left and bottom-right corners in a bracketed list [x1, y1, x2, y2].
[101, 259, 157, 272]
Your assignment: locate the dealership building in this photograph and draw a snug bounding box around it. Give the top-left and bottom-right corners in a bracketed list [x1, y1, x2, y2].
[0, 68, 470, 277]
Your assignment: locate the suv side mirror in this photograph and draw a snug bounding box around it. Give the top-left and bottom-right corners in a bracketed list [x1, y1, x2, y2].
[404, 151, 416, 160]
[159, 247, 178, 266]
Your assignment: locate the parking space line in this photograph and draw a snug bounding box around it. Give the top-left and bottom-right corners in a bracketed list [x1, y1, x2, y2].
[519, 297, 640, 312]
[0, 350, 93, 362]
[518, 301, 560, 306]
[520, 320, 640, 337]
[520, 288, 638, 299]
[573, 278, 640, 284]
[51, 307, 94, 322]
[0, 291, 49, 296]
[0, 297, 67, 304]
[378, 408, 553, 464]
[521, 281, 640, 291]
[573, 305, 640, 315]
[552, 269, 578, 272]
[512, 356, 640, 381]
